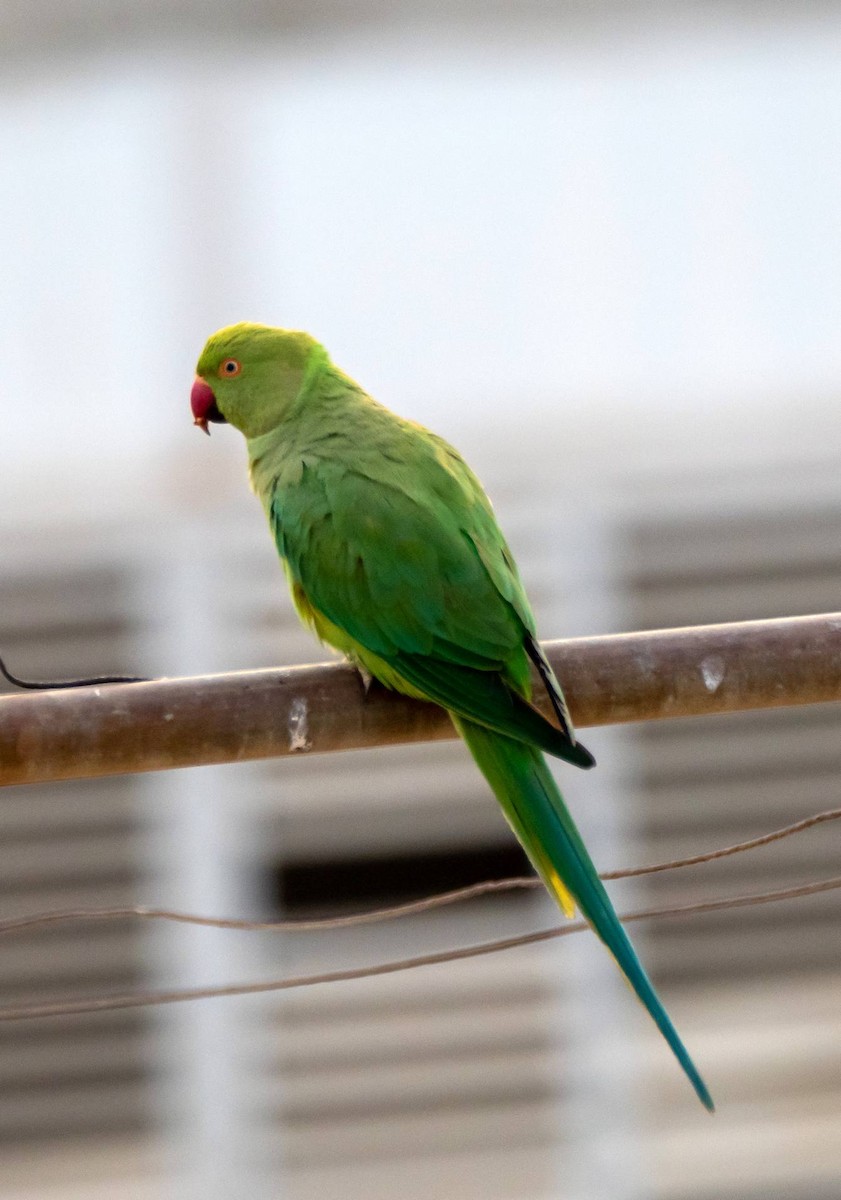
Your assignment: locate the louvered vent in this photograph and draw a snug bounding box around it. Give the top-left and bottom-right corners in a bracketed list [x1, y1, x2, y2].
[622, 500, 841, 1196]
[0, 551, 155, 1175]
[269, 947, 569, 1200]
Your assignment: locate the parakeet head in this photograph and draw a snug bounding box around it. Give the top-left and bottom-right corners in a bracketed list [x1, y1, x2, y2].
[191, 323, 325, 438]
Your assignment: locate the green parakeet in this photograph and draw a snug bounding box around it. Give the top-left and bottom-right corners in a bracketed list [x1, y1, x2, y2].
[191, 323, 713, 1111]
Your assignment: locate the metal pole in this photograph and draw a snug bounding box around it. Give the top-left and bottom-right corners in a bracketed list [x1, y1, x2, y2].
[1, 612, 840, 788]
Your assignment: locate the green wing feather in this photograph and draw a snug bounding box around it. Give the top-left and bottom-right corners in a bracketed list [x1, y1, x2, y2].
[265, 436, 593, 768]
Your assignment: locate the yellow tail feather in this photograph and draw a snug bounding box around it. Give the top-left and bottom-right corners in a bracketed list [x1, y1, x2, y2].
[548, 869, 576, 919]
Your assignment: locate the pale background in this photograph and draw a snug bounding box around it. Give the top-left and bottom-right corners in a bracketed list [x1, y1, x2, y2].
[0, 2, 840, 1197]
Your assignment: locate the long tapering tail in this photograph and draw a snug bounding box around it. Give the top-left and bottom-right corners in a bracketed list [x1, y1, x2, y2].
[454, 716, 714, 1112]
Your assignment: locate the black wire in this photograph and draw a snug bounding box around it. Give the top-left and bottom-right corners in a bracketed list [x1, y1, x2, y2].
[0, 654, 148, 691]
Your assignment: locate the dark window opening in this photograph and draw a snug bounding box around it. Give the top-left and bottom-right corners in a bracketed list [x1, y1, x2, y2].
[272, 843, 534, 916]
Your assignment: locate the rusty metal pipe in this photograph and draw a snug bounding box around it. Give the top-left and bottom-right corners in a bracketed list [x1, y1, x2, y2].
[1, 613, 840, 788]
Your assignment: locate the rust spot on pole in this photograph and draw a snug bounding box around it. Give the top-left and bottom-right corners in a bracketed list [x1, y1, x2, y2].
[1, 613, 840, 788]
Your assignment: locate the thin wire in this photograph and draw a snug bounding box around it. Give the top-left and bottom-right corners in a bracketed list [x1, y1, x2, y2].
[0, 874, 838, 1023]
[0, 654, 148, 690]
[0, 806, 838, 938]
[601, 805, 841, 878]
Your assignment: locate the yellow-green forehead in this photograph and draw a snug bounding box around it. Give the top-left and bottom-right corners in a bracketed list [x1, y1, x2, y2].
[196, 323, 318, 374]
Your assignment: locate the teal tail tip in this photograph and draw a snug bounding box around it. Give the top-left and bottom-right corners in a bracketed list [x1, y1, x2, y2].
[682, 1057, 715, 1113]
[668, 1026, 714, 1112]
[696, 1079, 716, 1114]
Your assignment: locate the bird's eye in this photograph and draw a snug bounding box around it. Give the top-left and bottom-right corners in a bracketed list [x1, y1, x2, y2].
[219, 358, 242, 377]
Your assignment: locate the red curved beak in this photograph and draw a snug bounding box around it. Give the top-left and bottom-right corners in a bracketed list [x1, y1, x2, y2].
[191, 378, 217, 435]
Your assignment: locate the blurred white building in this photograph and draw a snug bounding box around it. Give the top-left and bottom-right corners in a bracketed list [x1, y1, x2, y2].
[1, 2, 841, 1197]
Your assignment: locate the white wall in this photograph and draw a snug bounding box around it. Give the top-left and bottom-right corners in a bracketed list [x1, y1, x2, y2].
[2, 5, 841, 526]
